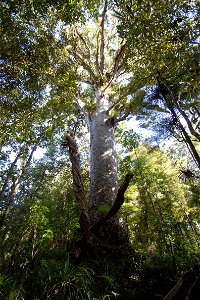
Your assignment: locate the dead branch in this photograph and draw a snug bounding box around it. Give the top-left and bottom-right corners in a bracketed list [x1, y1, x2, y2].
[62, 132, 88, 213]
[163, 278, 183, 300]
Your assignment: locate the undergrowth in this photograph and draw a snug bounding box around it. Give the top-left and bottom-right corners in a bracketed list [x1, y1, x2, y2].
[0, 244, 199, 300]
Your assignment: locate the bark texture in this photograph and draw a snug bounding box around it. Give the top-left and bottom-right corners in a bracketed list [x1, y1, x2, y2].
[62, 132, 88, 213]
[157, 78, 200, 169]
[89, 92, 118, 222]
[62, 132, 90, 241]
[86, 90, 129, 247]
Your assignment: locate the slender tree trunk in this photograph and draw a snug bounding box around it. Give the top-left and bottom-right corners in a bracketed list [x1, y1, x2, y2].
[0, 144, 37, 229]
[176, 103, 200, 142]
[157, 77, 200, 168]
[170, 107, 200, 169]
[0, 143, 27, 201]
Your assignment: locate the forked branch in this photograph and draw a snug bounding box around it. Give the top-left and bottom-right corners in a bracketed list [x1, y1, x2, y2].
[103, 42, 127, 91]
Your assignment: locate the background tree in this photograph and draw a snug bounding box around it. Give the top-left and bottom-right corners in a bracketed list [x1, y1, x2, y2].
[118, 129, 200, 298]
[116, 0, 200, 168]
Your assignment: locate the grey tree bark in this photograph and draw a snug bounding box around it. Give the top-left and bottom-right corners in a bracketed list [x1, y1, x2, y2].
[86, 89, 130, 247]
[89, 90, 118, 222]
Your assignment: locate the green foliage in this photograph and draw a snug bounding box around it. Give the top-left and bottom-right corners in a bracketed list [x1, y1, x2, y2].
[98, 203, 112, 213]
[0, 140, 200, 298]
[120, 129, 140, 152]
[0, 1, 200, 299]
[119, 134, 200, 263]
[115, 0, 200, 168]
[0, 273, 25, 299]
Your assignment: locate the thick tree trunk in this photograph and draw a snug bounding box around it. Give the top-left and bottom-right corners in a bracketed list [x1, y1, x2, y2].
[64, 119, 131, 257]
[87, 90, 129, 247]
[65, 5, 130, 252]
[89, 91, 118, 221]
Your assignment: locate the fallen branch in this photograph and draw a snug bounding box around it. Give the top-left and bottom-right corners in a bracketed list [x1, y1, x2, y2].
[163, 278, 183, 300]
[162, 261, 200, 300]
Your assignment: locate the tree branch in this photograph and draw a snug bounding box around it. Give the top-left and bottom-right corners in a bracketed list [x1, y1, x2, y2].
[0, 143, 28, 201]
[68, 49, 96, 80]
[99, 0, 108, 75]
[102, 42, 127, 92]
[76, 30, 91, 56]
[95, 31, 100, 75]
[115, 110, 131, 124]
[62, 132, 92, 250]
[113, 42, 127, 76]
[62, 132, 88, 213]
[176, 102, 200, 142]
[10, 144, 37, 200]
[91, 173, 133, 234]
